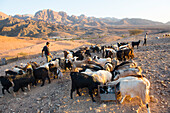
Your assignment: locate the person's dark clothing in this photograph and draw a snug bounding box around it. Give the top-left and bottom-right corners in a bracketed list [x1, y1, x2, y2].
[42, 46, 50, 55]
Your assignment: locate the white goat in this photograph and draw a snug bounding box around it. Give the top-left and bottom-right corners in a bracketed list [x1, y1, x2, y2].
[82, 70, 112, 84]
[72, 58, 90, 68]
[93, 55, 111, 67]
[12, 67, 25, 75]
[50, 59, 60, 68]
[40, 60, 59, 70]
[114, 66, 142, 80]
[107, 76, 150, 113]
[119, 44, 130, 50]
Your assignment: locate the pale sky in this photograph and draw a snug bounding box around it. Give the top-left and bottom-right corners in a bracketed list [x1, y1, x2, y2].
[0, 0, 170, 23]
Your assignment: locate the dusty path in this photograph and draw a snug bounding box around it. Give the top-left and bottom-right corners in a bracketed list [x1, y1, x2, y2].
[0, 35, 169, 113]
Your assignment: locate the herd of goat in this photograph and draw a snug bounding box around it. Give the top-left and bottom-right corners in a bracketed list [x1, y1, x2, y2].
[0, 40, 151, 113]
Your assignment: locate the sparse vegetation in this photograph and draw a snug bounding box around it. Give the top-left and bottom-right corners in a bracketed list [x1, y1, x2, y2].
[128, 29, 144, 36]
[17, 52, 28, 56]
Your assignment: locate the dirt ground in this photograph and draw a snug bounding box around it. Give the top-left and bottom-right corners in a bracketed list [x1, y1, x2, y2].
[0, 36, 92, 59]
[0, 34, 169, 113]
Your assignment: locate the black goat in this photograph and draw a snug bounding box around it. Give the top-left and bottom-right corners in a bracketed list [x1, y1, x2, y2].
[5, 69, 18, 76]
[116, 48, 134, 61]
[0, 76, 13, 94]
[85, 49, 91, 57]
[65, 59, 72, 71]
[131, 40, 140, 49]
[70, 72, 100, 102]
[90, 45, 100, 53]
[12, 69, 35, 92]
[33, 67, 51, 86]
[49, 64, 61, 79]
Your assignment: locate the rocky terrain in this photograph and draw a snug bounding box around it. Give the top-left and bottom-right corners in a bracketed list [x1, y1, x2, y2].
[0, 17, 82, 38]
[0, 34, 169, 113]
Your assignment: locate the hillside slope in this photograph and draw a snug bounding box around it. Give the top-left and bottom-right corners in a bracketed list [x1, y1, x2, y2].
[0, 34, 169, 113]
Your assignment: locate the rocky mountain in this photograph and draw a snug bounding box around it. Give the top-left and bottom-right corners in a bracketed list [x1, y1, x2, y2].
[119, 18, 164, 25]
[0, 17, 80, 37]
[0, 10, 168, 38]
[32, 9, 124, 26]
[1, 9, 165, 27]
[13, 14, 34, 20]
[166, 21, 170, 25]
[31, 9, 164, 26]
[0, 11, 9, 20]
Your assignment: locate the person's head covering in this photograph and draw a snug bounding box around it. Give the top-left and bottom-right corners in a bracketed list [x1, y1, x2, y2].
[46, 42, 50, 45]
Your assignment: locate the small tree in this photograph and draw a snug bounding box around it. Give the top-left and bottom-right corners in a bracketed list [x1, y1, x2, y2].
[128, 29, 144, 36]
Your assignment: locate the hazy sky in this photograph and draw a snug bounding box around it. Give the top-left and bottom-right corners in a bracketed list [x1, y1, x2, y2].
[1, 0, 170, 23]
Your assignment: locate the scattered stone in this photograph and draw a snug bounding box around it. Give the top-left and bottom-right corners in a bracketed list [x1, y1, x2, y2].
[150, 95, 158, 103]
[89, 107, 92, 110]
[36, 98, 41, 101]
[16, 98, 22, 101]
[161, 83, 167, 88]
[100, 104, 106, 108]
[161, 106, 164, 108]
[95, 109, 101, 112]
[56, 104, 60, 107]
[41, 96, 48, 99]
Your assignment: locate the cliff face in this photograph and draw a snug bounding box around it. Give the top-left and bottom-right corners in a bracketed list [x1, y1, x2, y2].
[0, 11, 9, 20]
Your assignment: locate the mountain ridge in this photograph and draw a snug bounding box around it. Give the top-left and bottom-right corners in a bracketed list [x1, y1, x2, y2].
[0, 9, 166, 26]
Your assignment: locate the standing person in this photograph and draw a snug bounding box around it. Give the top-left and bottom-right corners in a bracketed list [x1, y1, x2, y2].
[143, 32, 148, 46]
[42, 42, 53, 62]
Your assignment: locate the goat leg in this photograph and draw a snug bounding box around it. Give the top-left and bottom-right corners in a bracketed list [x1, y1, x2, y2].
[88, 88, 95, 102]
[2, 87, 5, 94]
[41, 79, 45, 87]
[21, 87, 25, 92]
[6, 88, 11, 94]
[47, 75, 51, 84]
[76, 88, 81, 96]
[70, 89, 75, 99]
[27, 84, 31, 91]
